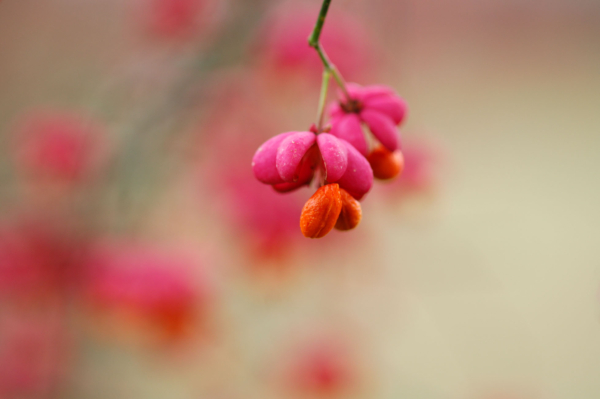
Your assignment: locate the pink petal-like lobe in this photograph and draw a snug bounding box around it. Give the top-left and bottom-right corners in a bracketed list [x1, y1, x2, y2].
[343, 83, 365, 102]
[276, 132, 317, 182]
[329, 114, 368, 156]
[274, 145, 320, 192]
[328, 103, 345, 120]
[337, 140, 373, 201]
[273, 181, 307, 193]
[317, 133, 348, 183]
[360, 85, 395, 100]
[360, 110, 400, 152]
[252, 132, 295, 184]
[363, 94, 407, 125]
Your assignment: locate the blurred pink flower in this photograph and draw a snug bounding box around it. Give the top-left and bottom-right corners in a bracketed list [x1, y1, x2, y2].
[394, 136, 443, 192]
[138, 0, 226, 42]
[147, 0, 207, 38]
[87, 243, 211, 341]
[207, 134, 306, 260]
[0, 218, 86, 300]
[196, 79, 309, 260]
[223, 171, 304, 260]
[283, 336, 358, 398]
[0, 311, 69, 398]
[257, 2, 377, 82]
[368, 135, 445, 202]
[12, 109, 108, 183]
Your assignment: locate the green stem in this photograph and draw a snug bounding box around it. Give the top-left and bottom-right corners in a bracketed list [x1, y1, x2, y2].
[308, 0, 350, 98]
[308, 0, 331, 48]
[315, 44, 349, 99]
[316, 69, 332, 132]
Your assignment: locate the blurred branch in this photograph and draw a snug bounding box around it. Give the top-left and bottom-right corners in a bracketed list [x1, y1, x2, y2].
[105, 0, 271, 233]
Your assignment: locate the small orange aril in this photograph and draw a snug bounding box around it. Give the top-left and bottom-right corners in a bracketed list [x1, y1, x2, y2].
[300, 183, 343, 238]
[367, 146, 404, 180]
[335, 189, 362, 231]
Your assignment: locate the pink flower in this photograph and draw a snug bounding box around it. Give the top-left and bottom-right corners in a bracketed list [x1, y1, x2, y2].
[282, 336, 358, 397]
[0, 218, 85, 300]
[252, 130, 373, 201]
[0, 228, 49, 297]
[257, 3, 375, 82]
[399, 138, 439, 190]
[329, 83, 408, 156]
[376, 136, 444, 198]
[87, 244, 211, 341]
[12, 109, 108, 182]
[0, 312, 69, 398]
[292, 346, 351, 395]
[146, 0, 207, 39]
[221, 173, 304, 259]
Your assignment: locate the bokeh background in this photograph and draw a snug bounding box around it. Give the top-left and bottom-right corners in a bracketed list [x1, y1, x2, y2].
[0, 0, 599, 398]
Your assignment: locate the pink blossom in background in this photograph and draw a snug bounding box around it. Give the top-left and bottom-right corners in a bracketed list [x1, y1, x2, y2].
[11, 109, 108, 183]
[86, 244, 211, 341]
[396, 137, 442, 190]
[377, 136, 444, 197]
[282, 336, 358, 398]
[257, 2, 377, 83]
[147, 0, 206, 38]
[0, 218, 86, 301]
[222, 170, 305, 260]
[0, 227, 49, 298]
[0, 311, 69, 399]
[205, 132, 307, 260]
[139, 0, 226, 42]
[195, 79, 310, 261]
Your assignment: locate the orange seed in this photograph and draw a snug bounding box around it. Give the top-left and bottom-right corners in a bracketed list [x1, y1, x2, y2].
[367, 146, 404, 180]
[335, 189, 362, 231]
[300, 183, 343, 238]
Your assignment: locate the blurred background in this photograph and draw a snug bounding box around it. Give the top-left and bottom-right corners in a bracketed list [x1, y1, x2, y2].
[0, 0, 599, 398]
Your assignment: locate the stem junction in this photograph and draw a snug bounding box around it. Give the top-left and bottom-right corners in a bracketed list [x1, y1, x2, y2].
[308, 0, 350, 99]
